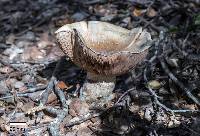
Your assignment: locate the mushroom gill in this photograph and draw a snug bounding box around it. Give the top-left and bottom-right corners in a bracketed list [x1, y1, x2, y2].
[55, 21, 152, 105]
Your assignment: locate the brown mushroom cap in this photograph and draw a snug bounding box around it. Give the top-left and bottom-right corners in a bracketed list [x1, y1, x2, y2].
[56, 21, 152, 75]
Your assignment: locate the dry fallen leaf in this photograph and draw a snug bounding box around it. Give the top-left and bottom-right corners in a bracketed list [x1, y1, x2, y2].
[21, 101, 35, 112]
[133, 8, 146, 17]
[56, 81, 70, 90]
[40, 115, 54, 124]
[37, 32, 55, 49]
[5, 78, 17, 89]
[94, 4, 116, 16]
[3, 46, 23, 60]
[76, 127, 93, 136]
[0, 66, 14, 74]
[14, 81, 25, 89]
[21, 46, 46, 61]
[26, 106, 46, 115]
[54, 15, 73, 27]
[146, 7, 157, 17]
[0, 81, 10, 95]
[47, 92, 57, 104]
[45, 46, 65, 62]
[6, 34, 16, 45]
[69, 98, 90, 117]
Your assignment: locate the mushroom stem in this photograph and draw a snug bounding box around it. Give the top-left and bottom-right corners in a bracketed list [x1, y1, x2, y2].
[82, 72, 116, 104]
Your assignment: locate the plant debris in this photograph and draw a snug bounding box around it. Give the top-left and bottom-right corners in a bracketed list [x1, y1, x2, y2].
[0, 0, 200, 135]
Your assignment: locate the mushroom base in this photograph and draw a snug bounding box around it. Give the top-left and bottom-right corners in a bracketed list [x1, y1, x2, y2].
[82, 72, 115, 106]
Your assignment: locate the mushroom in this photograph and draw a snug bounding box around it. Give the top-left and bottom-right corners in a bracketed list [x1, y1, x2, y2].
[55, 21, 152, 105]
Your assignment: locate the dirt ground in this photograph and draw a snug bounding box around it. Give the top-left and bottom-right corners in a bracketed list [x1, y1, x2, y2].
[0, 0, 200, 136]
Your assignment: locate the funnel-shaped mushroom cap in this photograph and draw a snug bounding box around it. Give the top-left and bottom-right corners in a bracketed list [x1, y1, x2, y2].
[56, 21, 152, 75]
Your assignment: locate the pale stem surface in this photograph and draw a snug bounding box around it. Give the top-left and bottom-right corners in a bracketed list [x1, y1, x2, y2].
[82, 72, 116, 105]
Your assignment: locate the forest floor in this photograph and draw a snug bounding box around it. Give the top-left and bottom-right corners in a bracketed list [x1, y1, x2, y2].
[0, 0, 200, 135]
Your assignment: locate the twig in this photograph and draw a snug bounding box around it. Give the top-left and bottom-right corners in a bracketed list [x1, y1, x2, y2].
[173, 42, 200, 61]
[144, 32, 199, 113]
[146, 85, 198, 113]
[40, 76, 56, 105]
[46, 107, 68, 136]
[23, 85, 47, 93]
[0, 44, 9, 49]
[65, 104, 122, 128]
[38, 57, 67, 135]
[0, 85, 46, 101]
[182, 123, 200, 136]
[40, 57, 65, 106]
[0, 59, 20, 71]
[65, 112, 102, 127]
[144, 61, 198, 113]
[159, 57, 200, 106]
[9, 60, 55, 65]
[54, 79, 68, 109]
[115, 88, 135, 105]
[138, 17, 161, 32]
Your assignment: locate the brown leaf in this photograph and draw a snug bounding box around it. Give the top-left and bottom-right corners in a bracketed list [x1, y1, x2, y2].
[133, 8, 146, 17]
[147, 7, 157, 17]
[47, 92, 57, 104]
[56, 81, 69, 90]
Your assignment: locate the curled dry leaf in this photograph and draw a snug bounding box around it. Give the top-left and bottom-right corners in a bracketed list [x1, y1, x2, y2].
[56, 81, 73, 90]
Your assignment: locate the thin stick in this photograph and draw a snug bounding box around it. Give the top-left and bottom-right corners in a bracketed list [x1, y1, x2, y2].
[159, 57, 200, 106]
